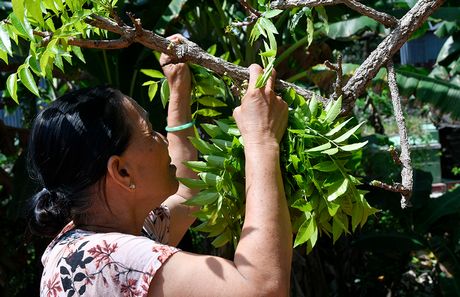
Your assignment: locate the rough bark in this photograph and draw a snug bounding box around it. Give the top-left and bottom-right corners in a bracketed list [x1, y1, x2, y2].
[341, 0, 445, 113]
[271, 0, 398, 28]
[387, 61, 413, 208]
[85, 15, 328, 105]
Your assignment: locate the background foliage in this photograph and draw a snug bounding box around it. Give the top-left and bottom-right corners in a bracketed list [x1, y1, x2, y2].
[1, 0, 460, 296]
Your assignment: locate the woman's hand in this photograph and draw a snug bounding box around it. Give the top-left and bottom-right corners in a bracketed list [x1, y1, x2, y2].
[233, 64, 288, 148]
[160, 34, 197, 246]
[159, 34, 191, 92]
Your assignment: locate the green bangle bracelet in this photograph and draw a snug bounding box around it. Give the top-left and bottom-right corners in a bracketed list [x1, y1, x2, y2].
[165, 120, 194, 132]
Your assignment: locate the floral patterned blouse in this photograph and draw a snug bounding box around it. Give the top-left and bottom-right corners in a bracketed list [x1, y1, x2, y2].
[40, 206, 179, 297]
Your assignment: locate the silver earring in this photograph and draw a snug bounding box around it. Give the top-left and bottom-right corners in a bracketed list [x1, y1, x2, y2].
[129, 183, 136, 190]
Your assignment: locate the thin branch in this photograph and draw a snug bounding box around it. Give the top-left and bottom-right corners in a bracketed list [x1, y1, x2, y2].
[85, 14, 327, 105]
[232, 1, 261, 28]
[371, 180, 411, 197]
[389, 146, 402, 165]
[239, 0, 262, 17]
[325, 54, 343, 100]
[271, 0, 398, 28]
[387, 61, 413, 208]
[342, 0, 445, 114]
[68, 37, 134, 49]
[232, 19, 258, 27]
[341, 0, 398, 28]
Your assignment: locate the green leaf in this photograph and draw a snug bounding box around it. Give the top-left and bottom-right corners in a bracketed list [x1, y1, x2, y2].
[183, 190, 219, 206]
[154, 0, 189, 35]
[259, 49, 277, 57]
[325, 118, 352, 136]
[207, 44, 217, 55]
[184, 161, 210, 172]
[351, 202, 363, 232]
[255, 60, 274, 88]
[327, 178, 349, 202]
[12, 0, 25, 23]
[189, 137, 221, 155]
[197, 96, 227, 107]
[177, 178, 208, 189]
[200, 123, 223, 138]
[26, 0, 45, 27]
[10, 13, 34, 41]
[324, 96, 342, 123]
[203, 155, 226, 169]
[294, 217, 315, 247]
[6, 73, 18, 104]
[313, 161, 338, 172]
[333, 121, 365, 143]
[292, 199, 313, 212]
[140, 69, 165, 79]
[148, 82, 159, 102]
[307, 142, 331, 152]
[328, 16, 378, 40]
[437, 36, 460, 63]
[322, 147, 339, 155]
[327, 202, 340, 216]
[211, 139, 232, 150]
[71, 46, 85, 63]
[142, 81, 156, 86]
[332, 215, 346, 243]
[259, 17, 278, 35]
[264, 9, 283, 19]
[195, 109, 222, 117]
[306, 13, 314, 47]
[199, 172, 221, 187]
[160, 79, 170, 108]
[0, 24, 12, 56]
[340, 141, 368, 151]
[211, 229, 231, 248]
[19, 66, 39, 96]
[308, 95, 318, 116]
[0, 50, 7, 64]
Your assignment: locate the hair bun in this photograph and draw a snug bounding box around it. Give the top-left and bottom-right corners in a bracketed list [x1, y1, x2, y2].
[29, 188, 70, 237]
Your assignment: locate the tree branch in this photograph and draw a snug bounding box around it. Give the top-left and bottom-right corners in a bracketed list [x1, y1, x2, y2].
[342, 0, 445, 113]
[271, 0, 398, 28]
[68, 37, 134, 49]
[325, 54, 343, 100]
[387, 61, 413, 208]
[85, 14, 328, 105]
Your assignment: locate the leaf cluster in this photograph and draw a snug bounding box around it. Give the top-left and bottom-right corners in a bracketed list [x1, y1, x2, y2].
[181, 86, 377, 252]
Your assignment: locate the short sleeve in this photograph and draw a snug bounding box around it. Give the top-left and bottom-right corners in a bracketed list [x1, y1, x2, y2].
[142, 205, 171, 244]
[40, 230, 180, 297]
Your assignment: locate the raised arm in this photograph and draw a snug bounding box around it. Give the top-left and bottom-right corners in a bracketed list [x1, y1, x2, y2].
[160, 35, 199, 246]
[148, 64, 292, 297]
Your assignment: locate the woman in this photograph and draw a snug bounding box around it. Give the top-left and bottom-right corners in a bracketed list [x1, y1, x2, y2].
[29, 35, 291, 297]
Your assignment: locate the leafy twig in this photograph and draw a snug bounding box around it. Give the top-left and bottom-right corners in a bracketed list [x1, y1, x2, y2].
[387, 61, 413, 208]
[371, 180, 411, 197]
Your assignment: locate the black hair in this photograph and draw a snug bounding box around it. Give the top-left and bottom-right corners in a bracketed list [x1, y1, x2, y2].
[27, 86, 132, 237]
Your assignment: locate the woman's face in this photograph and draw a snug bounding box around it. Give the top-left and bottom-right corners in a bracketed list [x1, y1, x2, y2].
[121, 97, 179, 204]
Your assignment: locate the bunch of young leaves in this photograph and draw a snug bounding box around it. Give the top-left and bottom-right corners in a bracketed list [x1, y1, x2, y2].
[181, 87, 377, 251]
[282, 89, 378, 253]
[1, 0, 118, 102]
[180, 119, 246, 248]
[248, 7, 283, 87]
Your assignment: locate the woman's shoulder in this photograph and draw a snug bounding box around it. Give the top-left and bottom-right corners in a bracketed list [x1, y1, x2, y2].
[40, 225, 179, 297]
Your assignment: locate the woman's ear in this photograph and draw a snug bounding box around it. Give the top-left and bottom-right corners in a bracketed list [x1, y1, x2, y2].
[107, 155, 133, 191]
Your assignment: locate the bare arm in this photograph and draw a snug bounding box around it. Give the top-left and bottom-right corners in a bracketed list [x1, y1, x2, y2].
[149, 64, 292, 297]
[160, 35, 199, 246]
